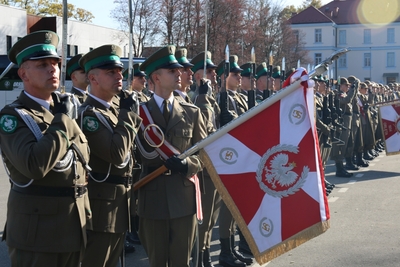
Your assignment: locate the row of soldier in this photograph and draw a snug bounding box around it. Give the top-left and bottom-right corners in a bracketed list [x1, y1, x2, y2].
[1, 29, 390, 267]
[315, 75, 387, 190]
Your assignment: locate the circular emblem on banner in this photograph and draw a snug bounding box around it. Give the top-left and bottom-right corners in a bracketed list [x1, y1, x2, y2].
[259, 217, 274, 237]
[395, 116, 400, 133]
[256, 144, 309, 198]
[219, 147, 239, 165]
[289, 104, 306, 125]
[83, 116, 99, 132]
[0, 115, 18, 133]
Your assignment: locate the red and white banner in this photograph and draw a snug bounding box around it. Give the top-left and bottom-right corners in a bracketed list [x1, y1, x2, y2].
[200, 71, 330, 265]
[379, 101, 400, 155]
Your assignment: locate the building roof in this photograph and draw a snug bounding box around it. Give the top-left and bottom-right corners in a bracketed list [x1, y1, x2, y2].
[290, 0, 400, 25]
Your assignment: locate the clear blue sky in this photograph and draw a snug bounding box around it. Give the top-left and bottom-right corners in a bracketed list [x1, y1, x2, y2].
[68, 0, 331, 29]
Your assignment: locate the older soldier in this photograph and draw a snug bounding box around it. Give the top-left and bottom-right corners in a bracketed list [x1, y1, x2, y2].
[330, 77, 356, 177]
[0, 31, 91, 267]
[67, 53, 89, 104]
[136, 45, 208, 267]
[174, 48, 194, 103]
[78, 45, 142, 267]
[190, 51, 222, 267]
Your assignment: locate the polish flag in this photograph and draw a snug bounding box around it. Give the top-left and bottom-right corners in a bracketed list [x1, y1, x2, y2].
[200, 71, 330, 265]
[379, 102, 400, 155]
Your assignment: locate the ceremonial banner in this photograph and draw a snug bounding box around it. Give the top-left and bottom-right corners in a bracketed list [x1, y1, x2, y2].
[378, 101, 400, 155]
[200, 72, 330, 265]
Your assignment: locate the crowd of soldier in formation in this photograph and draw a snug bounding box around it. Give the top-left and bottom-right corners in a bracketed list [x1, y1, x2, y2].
[315, 76, 392, 195]
[2, 30, 396, 267]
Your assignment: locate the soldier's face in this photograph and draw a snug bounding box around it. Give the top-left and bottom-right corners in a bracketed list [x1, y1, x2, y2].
[206, 69, 217, 85]
[226, 72, 241, 90]
[156, 68, 182, 92]
[91, 67, 123, 96]
[132, 76, 146, 91]
[180, 67, 193, 88]
[72, 69, 88, 89]
[18, 58, 60, 97]
[241, 76, 251, 90]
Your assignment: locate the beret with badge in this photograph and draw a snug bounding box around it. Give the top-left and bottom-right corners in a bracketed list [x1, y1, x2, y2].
[8, 30, 60, 66]
[140, 45, 183, 76]
[190, 51, 217, 73]
[79, 44, 123, 73]
[175, 48, 194, 68]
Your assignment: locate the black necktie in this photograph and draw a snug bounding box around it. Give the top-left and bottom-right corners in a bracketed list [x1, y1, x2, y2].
[163, 99, 170, 124]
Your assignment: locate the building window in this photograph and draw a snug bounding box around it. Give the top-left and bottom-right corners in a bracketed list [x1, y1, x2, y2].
[67, 44, 71, 57]
[315, 29, 322, 43]
[387, 28, 395, 43]
[74, 45, 78, 55]
[6, 35, 12, 52]
[339, 53, 347, 68]
[339, 30, 346, 45]
[364, 29, 371, 44]
[293, 30, 299, 44]
[315, 53, 322, 65]
[364, 53, 371, 67]
[387, 52, 395, 67]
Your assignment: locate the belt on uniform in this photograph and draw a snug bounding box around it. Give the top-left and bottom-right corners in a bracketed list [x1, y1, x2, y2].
[11, 184, 87, 198]
[143, 166, 177, 176]
[90, 172, 133, 187]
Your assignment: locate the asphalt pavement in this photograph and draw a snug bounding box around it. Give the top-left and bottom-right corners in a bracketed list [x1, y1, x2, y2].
[1, 151, 400, 267]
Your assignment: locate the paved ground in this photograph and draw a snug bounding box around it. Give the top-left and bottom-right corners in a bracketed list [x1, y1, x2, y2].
[1, 151, 400, 266]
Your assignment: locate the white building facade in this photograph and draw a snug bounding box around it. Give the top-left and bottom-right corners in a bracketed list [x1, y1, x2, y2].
[290, 0, 400, 84]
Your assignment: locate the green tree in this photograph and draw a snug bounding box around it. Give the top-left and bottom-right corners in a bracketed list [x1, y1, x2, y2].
[2, 0, 94, 22]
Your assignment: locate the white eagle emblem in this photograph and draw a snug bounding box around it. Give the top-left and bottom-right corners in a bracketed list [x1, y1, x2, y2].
[265, 153, 298, 189]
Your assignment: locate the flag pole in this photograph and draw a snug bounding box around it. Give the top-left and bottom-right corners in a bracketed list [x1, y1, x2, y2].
[133, 48, 349, 191]
[60, 0, 68, 93]
[202, 0, 208, 79]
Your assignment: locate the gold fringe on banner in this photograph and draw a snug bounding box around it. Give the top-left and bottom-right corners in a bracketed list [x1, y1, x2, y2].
[199, 149, 330, 265]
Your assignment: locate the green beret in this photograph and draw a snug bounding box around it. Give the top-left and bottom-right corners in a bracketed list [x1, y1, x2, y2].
[340, 77, 350, 85]
[67, 53, 84, 76]
[175, 48, 193, 68]
[272, 66, 281, 79]
[190, 51, 217, 73]
[79, 44, 123, 73]
[8, 30, 60, 66]
[123, 63, 146, 79]
[240, 62, 253, 77]
[140, 45, 183, 76]
[256, 62, 268, 79]
[229, 55, 242, 73]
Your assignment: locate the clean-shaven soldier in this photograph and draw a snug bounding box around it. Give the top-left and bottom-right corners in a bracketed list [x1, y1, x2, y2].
[78, 45, 142, 267]
[67, 53, 89, 104]
[136, 45, 208, 267]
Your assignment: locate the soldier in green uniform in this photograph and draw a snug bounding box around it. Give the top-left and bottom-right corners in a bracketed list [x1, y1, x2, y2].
[174, 48, 194, 103]
[78, 45, 142, 267]
[67, 53, 88, 104]
[130, 63, 151, 103]
[330, 77, 356, 177]
[217, 55, 253, 267]
[190, 51, 222, 267]
[0, 30, 91, 267]
[255, 62, 274, 102]
[136, 45, 208, 267]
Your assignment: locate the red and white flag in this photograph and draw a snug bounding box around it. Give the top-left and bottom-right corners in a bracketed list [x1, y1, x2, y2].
[200, 70, 330, 265]
[379, 101, 400, 155]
